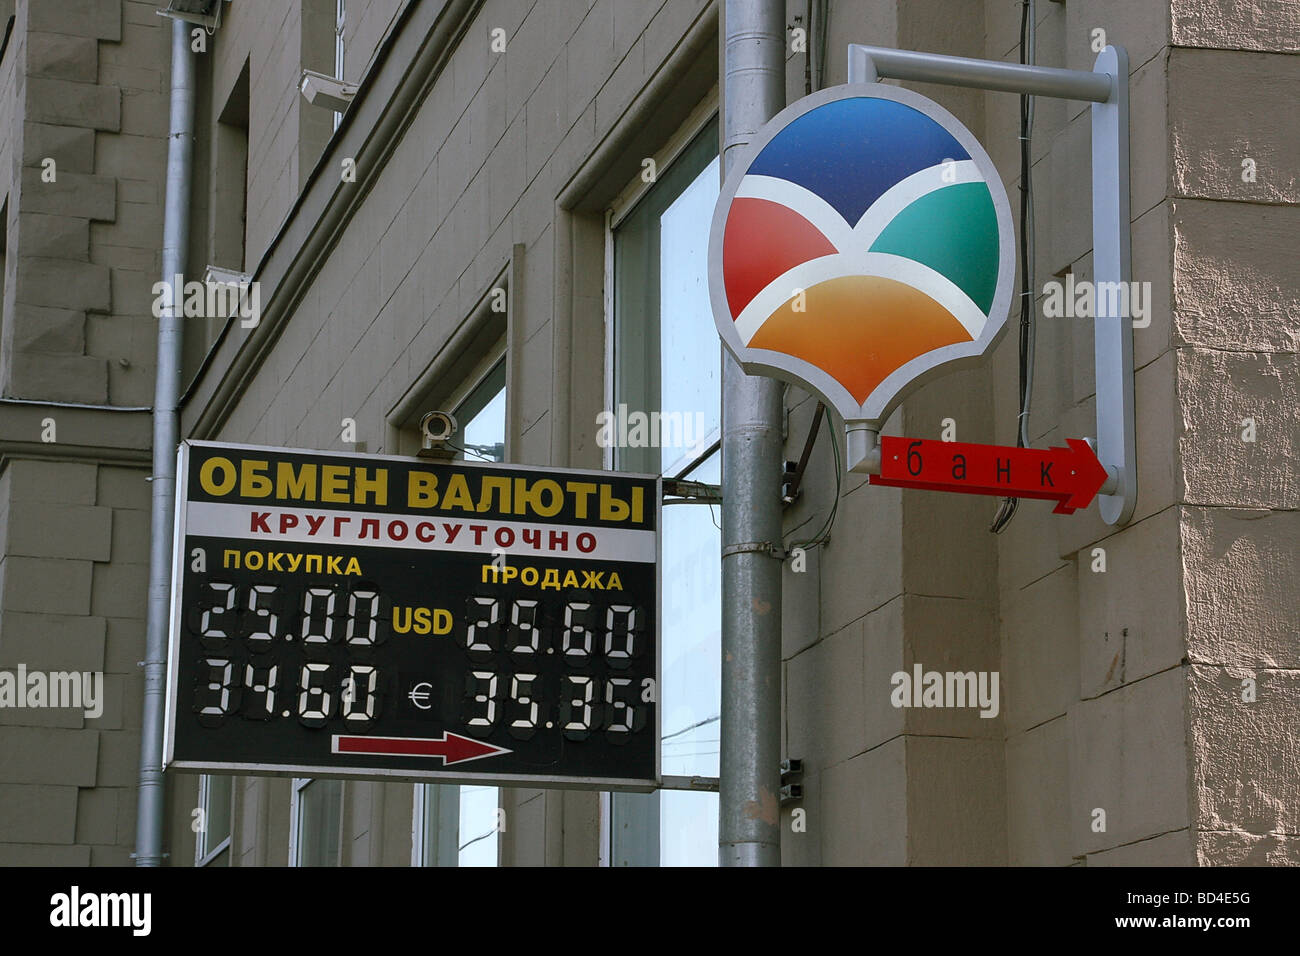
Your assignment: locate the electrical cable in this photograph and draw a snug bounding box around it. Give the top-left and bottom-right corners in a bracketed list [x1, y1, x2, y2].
[786, 408, 841, 553]
[459, 829, 496, 852]
[991, 0, 1038, 534]
[1022, 2, 1038, 450]
[445, 440, 497, 463]
[662, 713, 720, 742]
[804, 0, 813, 96]
[816, 0, 829, 91]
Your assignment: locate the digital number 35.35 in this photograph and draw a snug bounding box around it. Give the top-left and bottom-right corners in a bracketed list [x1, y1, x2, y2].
[461, 671, 649, 743]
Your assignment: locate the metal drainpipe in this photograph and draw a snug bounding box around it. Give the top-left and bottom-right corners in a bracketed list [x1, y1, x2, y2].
[719, 0, 785, 867]
[135, 18, 195, 867]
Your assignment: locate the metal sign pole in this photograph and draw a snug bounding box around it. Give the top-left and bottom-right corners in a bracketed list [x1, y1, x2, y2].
[719, 0, 786, 867]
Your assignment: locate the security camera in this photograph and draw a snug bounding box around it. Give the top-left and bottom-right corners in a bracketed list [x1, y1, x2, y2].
[416, 411, 457, 460]
[419, 410, 457, 446]
[300, 70, 357, 113]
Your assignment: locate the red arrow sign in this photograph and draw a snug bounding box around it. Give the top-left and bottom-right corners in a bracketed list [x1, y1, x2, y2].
[332, 733, 512, 765]
[869, 437, 1110, 514]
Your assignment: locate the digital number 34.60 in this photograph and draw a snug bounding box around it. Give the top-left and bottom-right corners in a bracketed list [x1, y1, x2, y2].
[194, 658, 379, 728]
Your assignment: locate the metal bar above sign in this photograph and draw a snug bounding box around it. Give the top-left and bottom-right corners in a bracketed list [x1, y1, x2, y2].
[845, 43, 1137, 526]
[1089, 46, 1135, 525]
[848, 44, 1113, 102]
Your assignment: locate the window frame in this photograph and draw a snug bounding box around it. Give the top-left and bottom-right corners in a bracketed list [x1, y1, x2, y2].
[333, 0, 346, 130]
[411, 782, 460, 866]
[194, 773, 233, 867]
[602, 94, 720, 475]
[288, 776, 343, 867]
[601, 98, 722, 867]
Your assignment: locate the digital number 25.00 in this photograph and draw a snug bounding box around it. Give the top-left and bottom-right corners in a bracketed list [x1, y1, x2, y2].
[193, 582, 383, 647]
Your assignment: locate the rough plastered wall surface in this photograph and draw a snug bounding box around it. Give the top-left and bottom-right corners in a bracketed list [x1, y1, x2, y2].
[1169, 0, 1300, 864]
[0, 0, 164, 867]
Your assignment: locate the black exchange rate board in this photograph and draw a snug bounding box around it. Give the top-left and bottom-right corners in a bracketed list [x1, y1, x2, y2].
[164, 441, 660, 791]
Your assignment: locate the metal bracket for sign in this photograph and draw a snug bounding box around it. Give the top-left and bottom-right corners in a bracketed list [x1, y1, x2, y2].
[722, 541, 785, 560]
[845, 43, 1136, 525]
[660, 774, 721, 792]
[780, 758, 804, 805]
[658, 763, 797, 796]
[661, 478, 723, 504]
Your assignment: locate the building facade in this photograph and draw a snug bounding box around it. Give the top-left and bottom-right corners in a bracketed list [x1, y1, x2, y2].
[0, 0, 1296, 866]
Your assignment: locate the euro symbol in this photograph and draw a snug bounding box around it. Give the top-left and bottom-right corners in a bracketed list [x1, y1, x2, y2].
[408, 682, 433, 710]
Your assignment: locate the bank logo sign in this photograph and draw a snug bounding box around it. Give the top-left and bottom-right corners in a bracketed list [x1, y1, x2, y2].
[708, 85, 1015, 425]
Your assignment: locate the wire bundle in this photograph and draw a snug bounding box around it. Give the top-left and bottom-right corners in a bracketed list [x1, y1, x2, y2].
[991, 0, 1038, 534]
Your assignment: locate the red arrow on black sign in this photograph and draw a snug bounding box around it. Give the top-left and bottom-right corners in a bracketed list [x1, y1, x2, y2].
[868, 436, 1110, 514]
[332, 732, 512, 765]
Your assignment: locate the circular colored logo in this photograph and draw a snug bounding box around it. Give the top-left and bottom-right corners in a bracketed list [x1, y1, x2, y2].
[708, 85, 1015, 425]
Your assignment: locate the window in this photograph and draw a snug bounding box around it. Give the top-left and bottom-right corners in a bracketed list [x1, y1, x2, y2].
[214, 59, 249, 273]
[413, 344, 506, 866]
[0, 196, 8, 352]
[387, 300, 507, 458]
[608, 115, 721, 866]
[455, 785, 499, 866]
[299, 0, 341, 172]
[411, 783, 457, 866]
[454, 355, 506, 463]
[334, 0, 346, 130]
[334, 0, 345, 76]
[185, 57, 249, 389]
[195, 774, 232, 866]
[289, 777, 342, 866]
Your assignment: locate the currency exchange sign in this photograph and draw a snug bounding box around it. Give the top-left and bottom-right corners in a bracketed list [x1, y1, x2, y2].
[164, 441, 660, 791]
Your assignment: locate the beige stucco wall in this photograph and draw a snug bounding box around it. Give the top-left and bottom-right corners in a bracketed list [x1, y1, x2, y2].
[1170, 0, 1299, 864]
